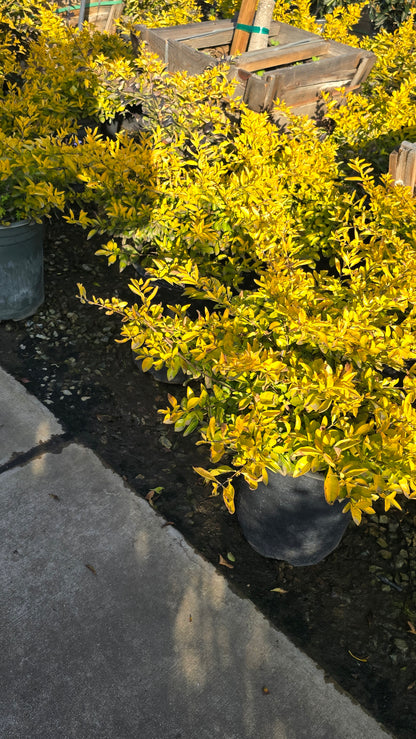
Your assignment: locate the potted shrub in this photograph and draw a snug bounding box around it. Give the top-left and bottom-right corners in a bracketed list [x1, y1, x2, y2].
[0, 133, 70, 320]
[76, 14, 416, 565]
[79, 151, 416, 561]
[0, 0, 144, 321]
[0, 0, 142, 140]
[77, 93, 416, 564]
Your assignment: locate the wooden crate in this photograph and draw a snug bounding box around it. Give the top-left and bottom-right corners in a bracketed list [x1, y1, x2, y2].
[389, 141, 416, 194]
[55, 1, 124, 33]
[136, 19, 376, 119]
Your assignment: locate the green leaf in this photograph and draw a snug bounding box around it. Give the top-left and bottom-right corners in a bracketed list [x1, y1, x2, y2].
[183, 416, 200, 436]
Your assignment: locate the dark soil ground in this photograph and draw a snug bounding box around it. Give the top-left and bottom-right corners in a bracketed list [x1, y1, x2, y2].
[1, 219, 416, 738]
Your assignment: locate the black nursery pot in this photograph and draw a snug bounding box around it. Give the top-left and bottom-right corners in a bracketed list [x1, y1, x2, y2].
[236, 471, 351, 566]
[132, 352, 187, 385]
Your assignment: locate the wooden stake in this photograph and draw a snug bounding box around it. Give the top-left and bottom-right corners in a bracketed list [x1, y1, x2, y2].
[230, 0, 258, 57]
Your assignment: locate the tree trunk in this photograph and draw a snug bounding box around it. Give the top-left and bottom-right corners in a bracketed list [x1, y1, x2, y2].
[247, 0, 275, 51]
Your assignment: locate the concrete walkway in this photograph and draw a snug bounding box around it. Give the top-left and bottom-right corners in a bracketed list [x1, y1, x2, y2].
[0, 366, 393, 739]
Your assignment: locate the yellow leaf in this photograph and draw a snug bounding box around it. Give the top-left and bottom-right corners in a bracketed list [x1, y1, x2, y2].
[350, 504, 362, 525]
[292, 457, 312, 478]
[355, 422, 373, 436]
[293, 446, 319, 456]
[186, 396, 200, 410]
[324, 468, 340, 504]
[222, 483, 235, 514]
[335, 438, 359, 451]
[348, 650, 368, 662]
[77, 283, 87, 302]
[142, 357, 154, 373]
[193, 467, 218, 482]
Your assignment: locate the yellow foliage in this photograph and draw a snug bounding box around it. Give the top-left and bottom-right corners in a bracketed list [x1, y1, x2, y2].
[3, 0, 409, 524]
[122, 0, 202, 28]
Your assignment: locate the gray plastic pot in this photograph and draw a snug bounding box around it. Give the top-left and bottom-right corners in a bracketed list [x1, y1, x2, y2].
[236, 470, 351, 566]
[0, 220, 45, 320]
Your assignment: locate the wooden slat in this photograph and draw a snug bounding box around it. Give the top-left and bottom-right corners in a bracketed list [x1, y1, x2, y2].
[227, 66, 248, 101]
[279, 77, 353, 108]
[346, 55, 372, 90]
[143, 19, 233, 40]
[319, 38, 363, 57]
[56, 0, 124, 32]
[270, 65, 357, 100]
[274, 20, 323, 45]
[136, 21, 235, 53]
[140, 27, 168, 62]
[395, 149, 408, 184]
[399, 140, 416, 150]
[264, 51, 363, 91]
[166, 38, 219, 75]
[390, 142, 416, 192]
[243, 73, 275, 112]
[347, 54, 375, 89]
[103, 4, 118, 32]
[236, 39, 330, 73]
[272, 101, 322, 122]
[263, 72, 278, 110]
[242, 54, 373, 114]
[404, 150, 416, 191]
[389, 150, 399, 180]
[230, 0, 258, 56]
[180, 28, 235, 49]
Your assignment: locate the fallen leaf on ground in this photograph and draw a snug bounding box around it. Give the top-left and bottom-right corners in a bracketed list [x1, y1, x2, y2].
[348, 650, 368, 662]
[262, 686, 270, 694]
[49, 494, 60, 501]
[227, 552, 235, 562]
[407, 681, 415, 691]
[270, 587, 288, 594]
[407, 621, 416, 635]
[219, 554, 234, 569]
[146, 487, 165, 507]
[85, 564, 97, 575]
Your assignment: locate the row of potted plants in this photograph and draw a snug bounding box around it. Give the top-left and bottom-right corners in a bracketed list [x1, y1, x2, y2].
[76, 8, 416, 560]
[1, 0, 416, 562]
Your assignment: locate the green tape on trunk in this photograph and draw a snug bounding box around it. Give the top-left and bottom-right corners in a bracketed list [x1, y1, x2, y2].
[235, 23, 270, 35]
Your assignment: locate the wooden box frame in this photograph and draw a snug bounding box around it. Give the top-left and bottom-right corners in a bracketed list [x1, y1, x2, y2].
[136, 19, 375, 119]
[55, 1, 124, 34]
